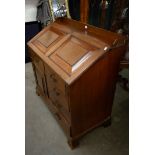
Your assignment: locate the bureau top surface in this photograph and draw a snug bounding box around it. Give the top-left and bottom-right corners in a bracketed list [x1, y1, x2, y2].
[28, 17, 126, 85]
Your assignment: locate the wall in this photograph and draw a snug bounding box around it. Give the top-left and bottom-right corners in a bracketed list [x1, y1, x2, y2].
[25, 0, 39, 22]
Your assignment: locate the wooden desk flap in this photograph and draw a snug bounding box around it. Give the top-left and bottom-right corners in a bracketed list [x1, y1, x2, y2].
[28, 18, 126, 85]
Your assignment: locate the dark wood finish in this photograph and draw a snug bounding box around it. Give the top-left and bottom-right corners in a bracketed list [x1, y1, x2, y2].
[28, 17, 126, 149]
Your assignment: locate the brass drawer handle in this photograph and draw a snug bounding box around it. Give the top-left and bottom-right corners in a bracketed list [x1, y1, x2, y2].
[50, 74, 57, 82]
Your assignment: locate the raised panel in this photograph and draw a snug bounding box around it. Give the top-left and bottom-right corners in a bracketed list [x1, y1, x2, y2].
[48, 34, 102, 76]
[38, 30, 59, 47]
[56, 41, 88, 66]
[32, 27, 67, 53]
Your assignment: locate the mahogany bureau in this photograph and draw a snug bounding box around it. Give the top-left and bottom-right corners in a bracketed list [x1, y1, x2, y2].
[27, 17, 126, 149]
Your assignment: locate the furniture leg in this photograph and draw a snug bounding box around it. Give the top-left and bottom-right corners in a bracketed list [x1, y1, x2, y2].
[102, 117, 111, 128]
[36, 88, 40, 96]
[67, 138, 79, 149]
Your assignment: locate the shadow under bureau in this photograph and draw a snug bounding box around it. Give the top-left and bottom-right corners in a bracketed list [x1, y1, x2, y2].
[27, 17, 126, 149]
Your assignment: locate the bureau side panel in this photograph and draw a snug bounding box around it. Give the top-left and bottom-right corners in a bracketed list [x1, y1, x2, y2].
[69, 47, 125, 137]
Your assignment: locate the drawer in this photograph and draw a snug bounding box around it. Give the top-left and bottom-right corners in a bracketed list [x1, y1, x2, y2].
[45, 64, 66, 94]
[31, 52, 44, 72]
[51, 96, 70, 123]
[54, 111, 70, 137]
[45, 98, 70, 136]
[46, 97, 57, 114]
[49, 87, 69, 111]
[49, 87, 70, 113]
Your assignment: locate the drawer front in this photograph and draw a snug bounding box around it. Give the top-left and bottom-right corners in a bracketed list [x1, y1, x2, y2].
[46, 99, 70, 136]
[51, 94, 70, 122]
[45, 64, 66, 94]
[47, 82, 70, 122]
[44, 63, 70, 121]
[54, 111, 70, 137]
[30, 51, 44, 72]
[34, 67, 46, 94]
[45, 64, 70, 113]
[49, 87, 69, 110]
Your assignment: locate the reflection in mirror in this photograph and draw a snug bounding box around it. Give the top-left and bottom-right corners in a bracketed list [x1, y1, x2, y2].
[49, 0, 71, 21]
